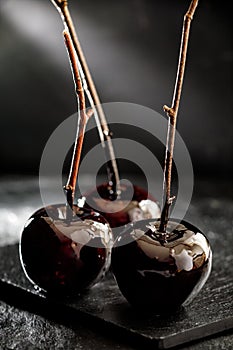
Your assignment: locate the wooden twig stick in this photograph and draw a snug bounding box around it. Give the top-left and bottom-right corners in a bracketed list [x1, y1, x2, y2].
[159, 0, 199, 233]
[51, 0, 120, 197]
[63, 31, 92, 210]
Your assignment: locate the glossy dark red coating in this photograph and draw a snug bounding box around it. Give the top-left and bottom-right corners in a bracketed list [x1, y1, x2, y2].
[112, 218, 212, 311]
[20, 204, 112, 296]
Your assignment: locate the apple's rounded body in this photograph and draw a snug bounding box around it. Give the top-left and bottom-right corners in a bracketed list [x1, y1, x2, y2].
[112, 219, 212, 312]
[20, 204, 112, 296]
[84, 183, 160, 231]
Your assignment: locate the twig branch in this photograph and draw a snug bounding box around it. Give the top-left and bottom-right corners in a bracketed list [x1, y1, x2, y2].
[159, 0, 199, 233]
[63, 31, 92, 210]
[50, 0, 120, 197]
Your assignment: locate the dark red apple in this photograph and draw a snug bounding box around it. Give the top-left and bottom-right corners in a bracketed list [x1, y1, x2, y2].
[84, 183, 160, 232]
[20, 204, 113, 296]
[111, 218, 212, 312]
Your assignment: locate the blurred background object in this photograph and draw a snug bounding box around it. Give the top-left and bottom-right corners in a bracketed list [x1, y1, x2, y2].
[0, 0, 232, 178]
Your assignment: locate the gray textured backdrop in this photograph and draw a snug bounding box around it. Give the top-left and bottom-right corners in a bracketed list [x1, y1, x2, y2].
[0, 0, 232, 179]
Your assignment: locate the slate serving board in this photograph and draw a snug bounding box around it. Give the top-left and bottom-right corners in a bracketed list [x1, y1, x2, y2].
[0, 182, 232, 349]
[0, 238, 232, 349]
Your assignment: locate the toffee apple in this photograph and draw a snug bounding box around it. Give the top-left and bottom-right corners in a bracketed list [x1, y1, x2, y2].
[50, 0, 161, 231]
[20, 204, 112, 296]
[112, 219, 212, 311]
[20, 33, 113, 296]
[112, 0, 212, 311]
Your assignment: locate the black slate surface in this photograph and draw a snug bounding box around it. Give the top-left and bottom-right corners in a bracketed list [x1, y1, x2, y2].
[0, 216, 232, 348]
[0, 179, 233, 349]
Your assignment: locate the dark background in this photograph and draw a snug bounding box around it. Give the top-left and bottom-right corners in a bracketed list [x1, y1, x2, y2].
[0, 0, 232, 183]
[0, 3, 232, 348]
